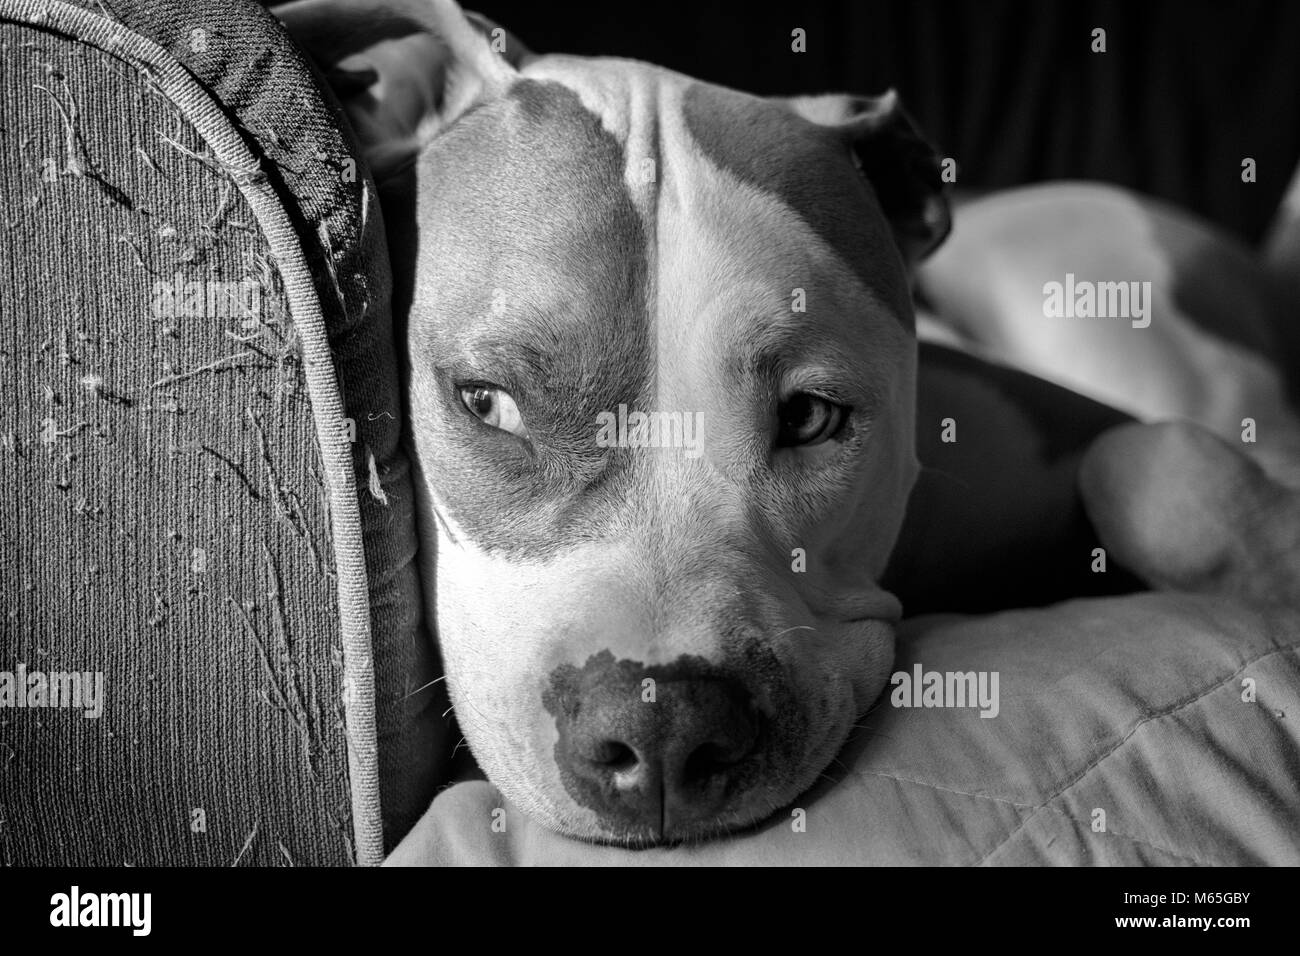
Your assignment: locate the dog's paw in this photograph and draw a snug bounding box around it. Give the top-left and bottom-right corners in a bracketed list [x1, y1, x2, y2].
[1079, 420, 1300, 606]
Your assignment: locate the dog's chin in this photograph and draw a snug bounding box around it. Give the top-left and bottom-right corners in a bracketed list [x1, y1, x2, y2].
[561, 805, 782, 849]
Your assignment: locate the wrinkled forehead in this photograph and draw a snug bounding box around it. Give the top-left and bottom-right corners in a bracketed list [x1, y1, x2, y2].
[518, 54, 904, 288]
[409, 54, 911, 356]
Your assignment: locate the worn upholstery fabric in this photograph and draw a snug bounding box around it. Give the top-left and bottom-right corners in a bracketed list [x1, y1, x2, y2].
[389, 592, 1300, 865]
[0, 0, 445, 863]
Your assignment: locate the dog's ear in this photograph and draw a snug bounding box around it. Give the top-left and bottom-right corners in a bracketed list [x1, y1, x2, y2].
[274, 0, 531, 180]
[782, 90, 951, 264]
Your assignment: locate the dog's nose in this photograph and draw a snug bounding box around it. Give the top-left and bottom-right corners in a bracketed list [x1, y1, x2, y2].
[554, 675, 761, 840]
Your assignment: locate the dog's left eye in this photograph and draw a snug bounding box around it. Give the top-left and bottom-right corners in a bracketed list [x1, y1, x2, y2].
[459, 385, 529, 439]
[776, 393, 847, 447]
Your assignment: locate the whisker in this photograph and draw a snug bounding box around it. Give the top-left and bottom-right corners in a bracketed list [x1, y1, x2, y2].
[772, 625, 817, 639]
[918, 462, 973, 491]
[399, 674, 447, 701]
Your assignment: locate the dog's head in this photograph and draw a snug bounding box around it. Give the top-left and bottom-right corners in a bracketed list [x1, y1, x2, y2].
[281, 0, 949, 844]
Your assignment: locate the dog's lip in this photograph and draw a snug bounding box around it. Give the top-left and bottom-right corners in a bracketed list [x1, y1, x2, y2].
[573, 800, 783, 850]
[838, 591, 903, 624]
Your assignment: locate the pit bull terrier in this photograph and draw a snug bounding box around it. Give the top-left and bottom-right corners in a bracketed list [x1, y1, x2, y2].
[277, 0, 1300, 847]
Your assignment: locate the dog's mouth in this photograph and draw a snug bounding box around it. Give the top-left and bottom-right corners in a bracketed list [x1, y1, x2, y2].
[568, 795, 787, 849]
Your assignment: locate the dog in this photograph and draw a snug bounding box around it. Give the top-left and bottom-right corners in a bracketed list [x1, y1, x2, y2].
[278, 0, 1300, 846]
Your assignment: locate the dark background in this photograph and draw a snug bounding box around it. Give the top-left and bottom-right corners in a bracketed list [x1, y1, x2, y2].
[474, 0, 1300, 245]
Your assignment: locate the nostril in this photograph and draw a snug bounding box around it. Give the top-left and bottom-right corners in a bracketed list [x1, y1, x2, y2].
[682, 740, 744, 785]
[591, 740, 640, 773]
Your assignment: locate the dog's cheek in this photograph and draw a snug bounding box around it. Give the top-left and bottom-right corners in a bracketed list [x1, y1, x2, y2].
[428, 524, 561, 813]
[835, 373, 920, 578]
[842, 618, 898, 717]
[777, 618, 895, 763]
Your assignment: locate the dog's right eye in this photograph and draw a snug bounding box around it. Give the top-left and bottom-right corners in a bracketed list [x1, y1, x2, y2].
[459, 385, 529, 439]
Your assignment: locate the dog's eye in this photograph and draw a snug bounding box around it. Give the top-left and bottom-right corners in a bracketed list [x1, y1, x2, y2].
[459, 385, 529, 439]
[776, 393, 847, 447]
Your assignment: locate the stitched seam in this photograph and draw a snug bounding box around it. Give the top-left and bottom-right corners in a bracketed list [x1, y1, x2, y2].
[861, 641, 1299, 814]
[0, 0, 386, 865]
[860, 768, 1212, 864]
[986, 801, 1213, 866]
[853, 768, 1037, 809]
[973, 641, 1300, 866]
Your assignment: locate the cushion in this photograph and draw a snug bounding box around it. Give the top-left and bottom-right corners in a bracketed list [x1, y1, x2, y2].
[389, 591, 1300, 865]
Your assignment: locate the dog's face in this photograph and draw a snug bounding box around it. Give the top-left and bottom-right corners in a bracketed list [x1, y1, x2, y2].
[281, 0, 948, 844]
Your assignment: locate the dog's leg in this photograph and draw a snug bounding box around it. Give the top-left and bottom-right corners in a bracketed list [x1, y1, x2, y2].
[1080, 421, 1300, 604]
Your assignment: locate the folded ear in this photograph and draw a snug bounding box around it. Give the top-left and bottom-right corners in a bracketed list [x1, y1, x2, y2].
[461, 12, 535, 70]
[782, 90, 951, 264]
[274, 0, 529, 180]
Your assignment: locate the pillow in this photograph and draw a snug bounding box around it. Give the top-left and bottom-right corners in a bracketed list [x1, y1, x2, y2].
[389, 590, 1300, 865]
